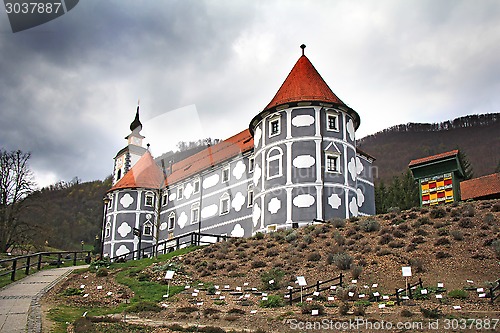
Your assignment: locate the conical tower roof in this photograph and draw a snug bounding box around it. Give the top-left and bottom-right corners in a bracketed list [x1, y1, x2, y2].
[250, 45, 360, 133]
[109, 151, 164, 191]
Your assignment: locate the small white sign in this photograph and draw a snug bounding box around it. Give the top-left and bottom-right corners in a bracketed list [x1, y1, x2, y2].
[348, 292, 354, 297]
[311, 309, 319, 316]
[402, 266, 412, 277]
[477, 288, 484, 292]
[453, 305, 462, 310]
[363, 285, 369, 289]
[467, 280, 474, 284]
[185, 285, 190, 289]
[297, 276, 307, 286]
[378, 304, 386, 309]
[194, 289, 200, 293]
[250, 310, 257, 314]
[262, 297, 268, 301]
[236, 287, 242, 291]
[479, 293, 486, 298]
[107, 292, 113, 296]
[215, 291, 221, 295]
[83, 294, 89, 298]
[437, 283, 444, 288]
[382, 295, 389, 300]
[80, 284, 85, 289]
[214, 285, 219, 289]
[420, 289, 428, 295]
[245, 294, 251, 298]
[351, 279, 358, 284]
[269, 279, 275, 284]
[244, 282, 249, 286]
[224, 285, 230, 289]
[313, 291, 320, 296]
[330, 286, 337, 290]
[197, 302, 203, 306]
[373, 292, 380, 297]
[219, 295, 225, 300]
[165, 270, 175, 280]
[287, 286, 293, 290]
[436, 294, 443, 299]
[372, 284, 378, 288]
[359, 294, 365, 298]
[262, 293, 268, 297]
[191, 293, 198, 297]
[306, 297, 313, 301]
[328, 296, 335, 301]
[97, 286, 103, 290]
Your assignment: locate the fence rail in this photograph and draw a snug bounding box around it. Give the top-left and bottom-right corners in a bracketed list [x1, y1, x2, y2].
[393, 278, 423, 305]
[109, 232, 230, 262]
[0, 250, 92, 282]
[288, 273, 344, 305]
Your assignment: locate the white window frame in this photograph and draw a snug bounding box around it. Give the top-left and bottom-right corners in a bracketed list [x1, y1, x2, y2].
[104, 222, 111, 238]
[168, 212, 176, 230]
[145, 193, 154, 207]
[143, 221, 153, 236]
[222, 165, 230, 183]
[248, 156, 255, 173]
[247, 184, 254, 207]
[177, 185, 183, 200]
[325, 153, 341, 173]
[266, 146, 283, 180]
[269, 115, 281, 137]
[220, 193, 230, 215]
[193, 178, 200, 194]
[326, 112, 340, 132]
[191, 203, 200, 224]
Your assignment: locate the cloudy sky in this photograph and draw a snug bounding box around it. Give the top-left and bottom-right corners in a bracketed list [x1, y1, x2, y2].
[1, 0, 499, 188]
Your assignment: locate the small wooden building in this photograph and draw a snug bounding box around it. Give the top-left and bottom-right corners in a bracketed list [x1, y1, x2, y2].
[408, 150, 465, 206]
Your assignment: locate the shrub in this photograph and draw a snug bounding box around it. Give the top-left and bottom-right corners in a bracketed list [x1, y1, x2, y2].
[392, 230, 405, 238]
[203, 308, 221, 316]
[448, 289, 468, 299]
[411, 236, 425, 244]
[259, 295, 284, 308]
[62, 287, 83, 296]
[301, 302, 325, 315]
[254, 232, 265, 240]
[227, 308, 245, 315]
[303, 234, 313, 244]
[420, 306, 442, 319]
[95, 267, 108, 277]
[360, 219, 380, 232]
[450, 230, 464, 241]
[251, 260, 266, 268]
[126, 301, 162, 313]
[387, 207, 401, 214]
[353, 305, 366, 316]
[285, 231, 297, 243]
[458, 217, 474, 228]
[491, 240, 500, 258]
[409, 258, 424, 273]
[436, 251, 451, 259]
[307, 252, 321, 262]
[414, 228, 428, 236]
[333, 231, 345, 246]
[351, 265, 362, 279]
[492, 203, 500, 212]
[400, 309, 413, 317]
[434, 237, 450, 246]
[330, 218, 346, 228]
[328, 252, 353, 270]
[260, 268, 285, 290]
[265, 249, 279, 257]
[379, 234, 393, 245]
[462, 204, 475, 217]
[417, 216, 432, 226]
[388, 241, 405, 248]
[430, 208, 446, 218]
[376, 249, 392, 256]
[73, 317, 96, 333]
[339, 302, 350, 315]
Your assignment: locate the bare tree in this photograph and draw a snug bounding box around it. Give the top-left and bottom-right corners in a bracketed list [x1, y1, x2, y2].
[0, 149, 36, 252]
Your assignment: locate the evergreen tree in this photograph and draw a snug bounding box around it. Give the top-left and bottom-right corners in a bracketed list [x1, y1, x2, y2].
[457, 149, 473, 180]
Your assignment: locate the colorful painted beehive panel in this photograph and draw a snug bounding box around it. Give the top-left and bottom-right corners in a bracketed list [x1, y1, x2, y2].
[420, 173, 454, 206]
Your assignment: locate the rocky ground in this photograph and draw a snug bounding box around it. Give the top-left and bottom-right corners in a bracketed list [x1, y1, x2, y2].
[42, 199, 500, 332]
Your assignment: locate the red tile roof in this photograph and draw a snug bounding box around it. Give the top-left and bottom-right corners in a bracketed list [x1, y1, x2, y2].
[408, 150, 459, 167]
[460, 173, 500, 200]
[264, 55, 346, 111]
[109, 151, 164, 191]
[165, 129, 254, 186]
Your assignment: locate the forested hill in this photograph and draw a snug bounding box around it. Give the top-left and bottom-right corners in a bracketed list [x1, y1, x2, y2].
[358, 113, 500, 183]
[19, 177, 112, 251]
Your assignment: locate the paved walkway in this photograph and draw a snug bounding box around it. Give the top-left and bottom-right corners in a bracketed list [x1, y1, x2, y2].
[0, 265, 88, 333]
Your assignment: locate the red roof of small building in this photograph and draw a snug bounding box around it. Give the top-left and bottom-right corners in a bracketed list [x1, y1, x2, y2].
[264, 55, 346, 111]
[460, 173, 500, 200]
[109, 151, 164, 191]
[408, 150, 459, 167]
[165, 129, 254, 186]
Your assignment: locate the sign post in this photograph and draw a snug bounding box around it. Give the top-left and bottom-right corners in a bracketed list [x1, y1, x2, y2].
[402, 266, 412, 297]
[165, 270, 175, 298]
[297, 276, 307, 303]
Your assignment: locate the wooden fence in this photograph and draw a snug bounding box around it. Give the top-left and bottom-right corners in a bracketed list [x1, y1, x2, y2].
[0, 250, 91, 282]
[109, 232, 230, 262]
[490, 278, 500, 303]
[287, 273, 344, 305]
[393, 278, 423, 305]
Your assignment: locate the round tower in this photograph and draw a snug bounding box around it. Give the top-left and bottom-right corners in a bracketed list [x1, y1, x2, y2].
[249, 45, 363, 233]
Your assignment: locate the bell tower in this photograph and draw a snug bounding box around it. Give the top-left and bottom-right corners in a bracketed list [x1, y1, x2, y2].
[113, 104, 147, 185]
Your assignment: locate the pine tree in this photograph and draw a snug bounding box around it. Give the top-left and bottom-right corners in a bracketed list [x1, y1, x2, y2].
[457, 149, 473, 180]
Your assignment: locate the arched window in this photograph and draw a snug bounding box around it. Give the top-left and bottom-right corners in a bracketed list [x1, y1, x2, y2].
[168, 212, 175, 230]
[267, 147, 283, 179]
[220, 193, 230, 215]
[143, 221, 153, 236]
[104, 222, 111, 238]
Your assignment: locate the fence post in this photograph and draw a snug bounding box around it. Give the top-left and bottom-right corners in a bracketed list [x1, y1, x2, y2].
[490, 287, 494, 304]
[37, 254, 42, 270]
[408, 285, 413, 299]
[395, 289, 400, 305]
[176, 237, 180, 250]
[316, 281, 320, 292]
[73, 252, 77, 266]
[289, 288, 293, 305]
[339, 273, 343, 287]
[419, 278, 423, 289]
[25, 256, 31, 275]
[11, 259, 17, 281]
[57, 253, 62, 268]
